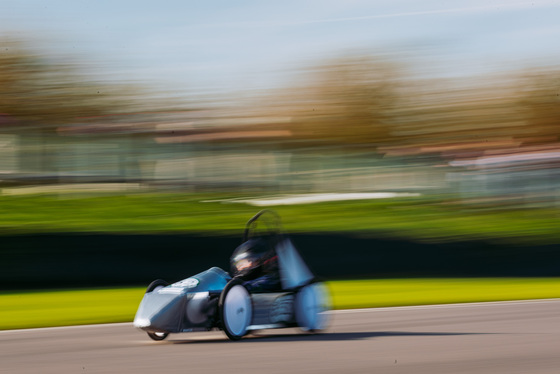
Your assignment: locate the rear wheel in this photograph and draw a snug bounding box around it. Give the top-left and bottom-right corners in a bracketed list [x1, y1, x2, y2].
[219, 279, 253, 341]
[295, 282, 330, 332]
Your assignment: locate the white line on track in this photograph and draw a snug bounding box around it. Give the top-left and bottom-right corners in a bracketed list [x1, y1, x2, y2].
[0, 322, 132, 334]
[2, 299, 559, 334]
[333, 298, 560, 313]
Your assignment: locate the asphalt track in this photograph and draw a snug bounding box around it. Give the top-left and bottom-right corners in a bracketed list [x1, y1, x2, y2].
[2, 299, 559, 374]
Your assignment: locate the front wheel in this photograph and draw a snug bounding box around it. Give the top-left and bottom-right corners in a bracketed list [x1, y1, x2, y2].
[145, 280, 170, 341]
[146, 279, 168, 293]
[147, 331, 169, 341]
[219, 279, 253, 341]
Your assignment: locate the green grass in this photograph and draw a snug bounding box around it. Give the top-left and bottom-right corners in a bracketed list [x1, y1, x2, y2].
[328, 278, 560, 309]
[0, 192, 559, 243]
[0, 288, 145, 330]
[2, 278, 560, 330]
[2, 193, 559, 330]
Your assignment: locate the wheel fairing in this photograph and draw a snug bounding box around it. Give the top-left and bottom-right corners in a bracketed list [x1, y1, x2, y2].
[221, 284, 253, 339]
[295, 283, 330, 331]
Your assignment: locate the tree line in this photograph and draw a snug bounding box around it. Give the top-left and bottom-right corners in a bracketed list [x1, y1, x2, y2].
[2, 36, 559, 154]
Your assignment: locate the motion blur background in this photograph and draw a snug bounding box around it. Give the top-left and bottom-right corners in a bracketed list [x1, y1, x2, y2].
[1, 1, 560, 287]
[2, 0, 560, 202]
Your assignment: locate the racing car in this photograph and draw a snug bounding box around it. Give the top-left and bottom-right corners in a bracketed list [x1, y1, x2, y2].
[133, 210, 330, 341]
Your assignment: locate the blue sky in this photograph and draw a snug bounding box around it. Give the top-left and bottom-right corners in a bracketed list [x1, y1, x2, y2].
[2, 0, 560, 96]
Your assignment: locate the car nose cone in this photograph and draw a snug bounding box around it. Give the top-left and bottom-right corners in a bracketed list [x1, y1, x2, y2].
[134, 290, 184, 332]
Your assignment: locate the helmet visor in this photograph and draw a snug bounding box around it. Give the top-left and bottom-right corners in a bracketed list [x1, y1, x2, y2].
[234, 258, 253, 272]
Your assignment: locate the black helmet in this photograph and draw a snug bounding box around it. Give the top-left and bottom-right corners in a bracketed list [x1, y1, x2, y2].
[230, 237, 277, 280]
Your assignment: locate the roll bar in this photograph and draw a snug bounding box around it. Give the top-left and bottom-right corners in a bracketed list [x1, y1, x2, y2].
[243, 210, 283, 242]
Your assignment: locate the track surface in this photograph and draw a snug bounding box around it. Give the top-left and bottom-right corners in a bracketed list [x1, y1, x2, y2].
[2, 300, 560, 373]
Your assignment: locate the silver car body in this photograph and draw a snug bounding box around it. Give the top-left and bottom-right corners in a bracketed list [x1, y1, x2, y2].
[133, 238, 328, 337]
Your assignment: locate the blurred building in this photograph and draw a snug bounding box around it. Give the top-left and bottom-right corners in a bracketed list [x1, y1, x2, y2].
[0, 110, 442, 194]
[448, 145, 560, 206]
[1, 110, 559, 207]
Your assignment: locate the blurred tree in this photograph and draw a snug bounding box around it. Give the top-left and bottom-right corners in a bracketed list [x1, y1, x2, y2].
[517, 69, 560, 142]
[0, 38, 135, 129]
[392, 79, 524, 146]
[277, 54, 560, 154]
[286, 55, 402, 147]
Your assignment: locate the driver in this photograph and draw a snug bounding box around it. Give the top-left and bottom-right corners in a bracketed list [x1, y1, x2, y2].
[230, 237, 281, 292]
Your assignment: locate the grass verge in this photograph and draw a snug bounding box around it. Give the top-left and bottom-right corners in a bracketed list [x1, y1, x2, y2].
[2, 278, 560, 330]
[1, 193, 559, 243]
[328, 278, 560, 309]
